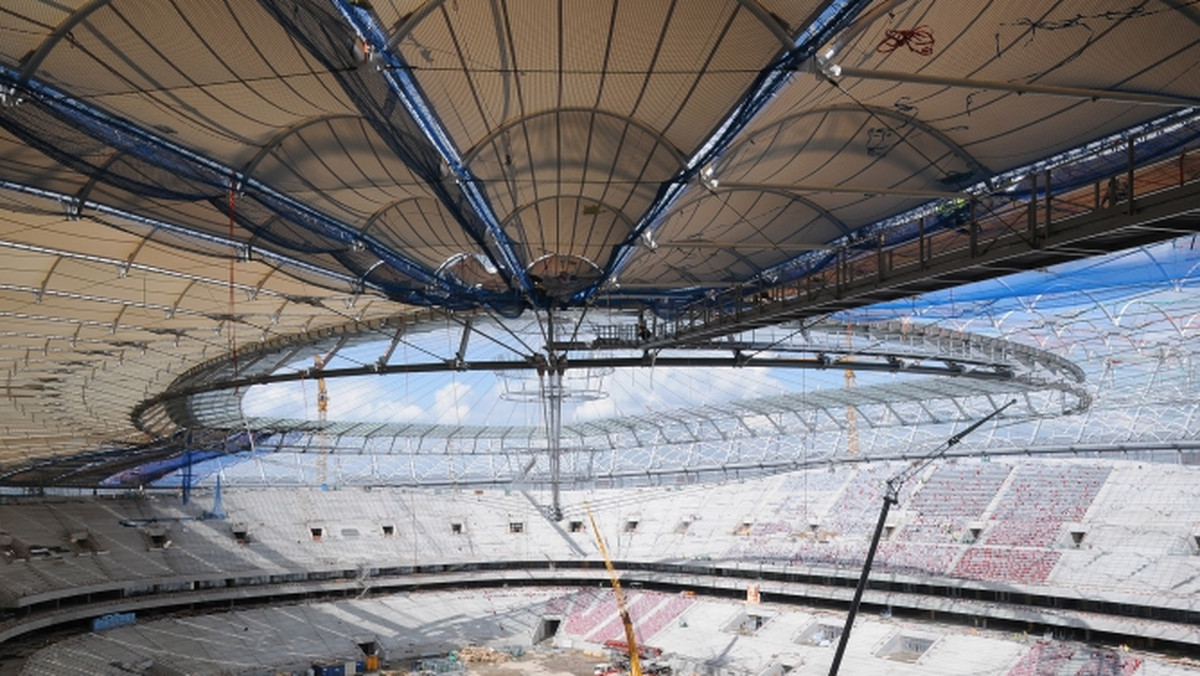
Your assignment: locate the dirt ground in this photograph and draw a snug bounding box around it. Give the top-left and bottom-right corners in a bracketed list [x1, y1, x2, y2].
[382, 648, 604, 676]
[470, 649, 601, 676]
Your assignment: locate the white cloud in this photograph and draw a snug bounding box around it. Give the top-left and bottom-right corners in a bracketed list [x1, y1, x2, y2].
[568, 365, 787, 423]
[572, 394, 616, 421]
[244, 364, 792, 427]
[430, 380, 473, 424]
[242, 382, 308, 418]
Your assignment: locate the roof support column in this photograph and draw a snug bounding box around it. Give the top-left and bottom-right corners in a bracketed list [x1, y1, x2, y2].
[542, 314, 566, 521]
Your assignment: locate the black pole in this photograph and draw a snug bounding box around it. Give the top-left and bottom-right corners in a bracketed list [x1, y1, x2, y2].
[828, 485, 895, 676]
[827, 398, 1014, 676]
[945, 398, 1017, 449]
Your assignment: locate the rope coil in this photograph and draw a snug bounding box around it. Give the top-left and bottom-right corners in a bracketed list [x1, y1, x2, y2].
[877, 25, 935, 56]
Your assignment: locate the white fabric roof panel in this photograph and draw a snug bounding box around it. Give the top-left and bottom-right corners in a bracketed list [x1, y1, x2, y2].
[744, 0, 1200, 178]
[0, 0, 1197, 482]
[16, 5, 355, 157]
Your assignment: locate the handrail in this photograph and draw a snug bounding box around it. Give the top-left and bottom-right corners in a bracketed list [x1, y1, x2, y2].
[651, 145, 1200, 345]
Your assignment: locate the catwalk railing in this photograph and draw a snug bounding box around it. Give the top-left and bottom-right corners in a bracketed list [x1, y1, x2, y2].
[647, 145, 1200, 344]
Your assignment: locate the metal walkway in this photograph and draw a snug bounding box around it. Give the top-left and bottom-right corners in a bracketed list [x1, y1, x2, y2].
[647, 150, 1200, 347]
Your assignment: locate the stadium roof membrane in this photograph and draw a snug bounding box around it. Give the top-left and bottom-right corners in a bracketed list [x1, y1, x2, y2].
[1, 0, 1199, 489]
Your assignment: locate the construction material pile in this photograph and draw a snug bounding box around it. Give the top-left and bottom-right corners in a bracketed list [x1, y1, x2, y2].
[457, 646, 513, 664]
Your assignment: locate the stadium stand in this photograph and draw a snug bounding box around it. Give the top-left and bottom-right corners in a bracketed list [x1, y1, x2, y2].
[896, 463, 1012, 544]
[3, 460, 1200, 616]
[5, 457, 1200, 676]
[982, 464, 1112, 548]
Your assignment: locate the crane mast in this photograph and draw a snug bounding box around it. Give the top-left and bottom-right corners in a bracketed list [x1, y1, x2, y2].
[844, 323, 859, 458]
[314, 354, 330, 485]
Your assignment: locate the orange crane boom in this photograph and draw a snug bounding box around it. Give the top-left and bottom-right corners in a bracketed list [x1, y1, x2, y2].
[586, 505, 641, 676]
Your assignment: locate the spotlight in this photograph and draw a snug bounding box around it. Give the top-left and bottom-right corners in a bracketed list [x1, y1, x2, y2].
[0, 85, 23, 108]
[814, 55, 842, 81]
[640, 231, 659, 253]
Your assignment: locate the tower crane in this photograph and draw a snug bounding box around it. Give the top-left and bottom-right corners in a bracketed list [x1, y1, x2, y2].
[844, 323, 859, 458]
[313, 353, 330, 486]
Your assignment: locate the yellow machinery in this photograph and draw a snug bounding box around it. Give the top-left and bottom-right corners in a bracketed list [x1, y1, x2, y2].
[844, 323, 859, 458]
[586, 505, 642, 676]
[313, 354, 330, 485]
